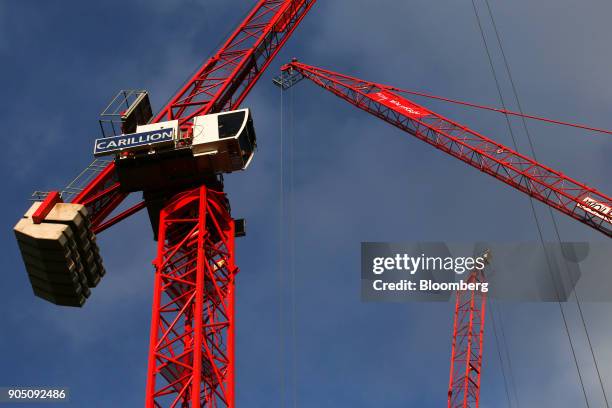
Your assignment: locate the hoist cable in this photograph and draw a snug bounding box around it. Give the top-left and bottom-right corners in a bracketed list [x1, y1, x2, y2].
[496, 301, 521, 407]
[482, 1, 610, 406]
[289, 84, 299, 408]
[469, 1, 590, 406]
[481, 1, 611, 405]
[279, 77, 286, 408]
[487, 300, 514, 407]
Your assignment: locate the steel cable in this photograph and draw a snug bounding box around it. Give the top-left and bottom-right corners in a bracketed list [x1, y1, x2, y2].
[488, 300, 515, 407]
[289, 82, 298, 408]
[470, 1, 590, 406]
[482, 1, 610, 405]
[481, 2, 610, 406]
[279, 75, 286, 408]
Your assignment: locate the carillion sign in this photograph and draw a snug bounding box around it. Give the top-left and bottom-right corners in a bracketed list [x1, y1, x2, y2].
[93, 128, 175, 157]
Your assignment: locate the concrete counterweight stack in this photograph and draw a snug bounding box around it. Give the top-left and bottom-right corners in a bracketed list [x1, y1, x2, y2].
[14, 201, 105, 307]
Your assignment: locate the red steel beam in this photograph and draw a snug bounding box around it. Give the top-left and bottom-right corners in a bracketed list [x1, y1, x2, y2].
[70, 162, 127, 230]
[92, 200, 146, 234]
[32, 191, 62, 224]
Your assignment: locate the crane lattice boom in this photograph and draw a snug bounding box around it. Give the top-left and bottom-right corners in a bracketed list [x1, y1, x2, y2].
[277, 61, 612, 238]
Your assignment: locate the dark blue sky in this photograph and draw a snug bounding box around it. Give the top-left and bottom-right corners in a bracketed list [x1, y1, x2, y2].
[0, 1, 610, 407]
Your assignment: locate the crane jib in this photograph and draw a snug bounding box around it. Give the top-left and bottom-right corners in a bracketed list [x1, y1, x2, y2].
[290, 62, 612, 236]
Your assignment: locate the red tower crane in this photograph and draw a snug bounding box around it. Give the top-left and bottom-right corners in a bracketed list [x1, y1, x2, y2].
[14, 2, 316, 407]
[273, 60, 612, 408]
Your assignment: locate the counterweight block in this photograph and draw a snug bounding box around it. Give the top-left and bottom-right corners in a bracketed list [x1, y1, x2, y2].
[14, 202, 105, 307]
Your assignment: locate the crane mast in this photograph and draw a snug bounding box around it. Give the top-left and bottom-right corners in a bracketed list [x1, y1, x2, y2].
[447, 252, 489, 408]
